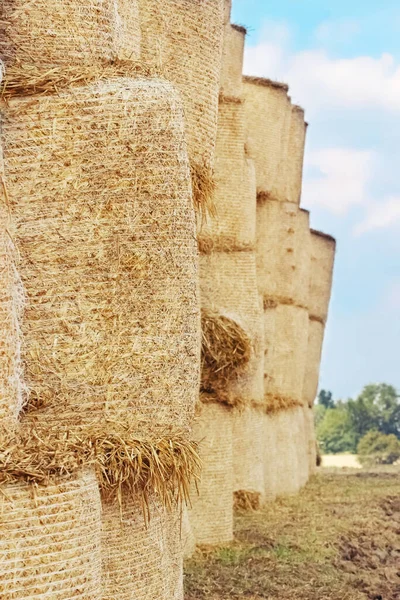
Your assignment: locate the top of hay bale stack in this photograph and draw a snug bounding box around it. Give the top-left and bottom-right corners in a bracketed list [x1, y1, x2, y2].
[243, 75, 289, 92]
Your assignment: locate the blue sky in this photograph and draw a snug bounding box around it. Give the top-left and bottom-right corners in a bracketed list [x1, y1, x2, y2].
[232, 0, 400, 400]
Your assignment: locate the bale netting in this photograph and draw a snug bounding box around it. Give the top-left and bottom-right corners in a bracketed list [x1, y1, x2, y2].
[303, 318, 325, 408]
[200, 251, 264, 407]
[220, 24, 246, 98]
[256, 200, 311, 307]
[1, 78, 200, 437]
[243, 76, 291, 200]
[102, 492, 183, 600]
[188, 402, 233, 546]
[0, 0, 141, 92]
[139, 0, 225, 208]
[309, 229, 337, 323]
[233, 406, 264, 505]
[286, 105, 307, 205]
[0, 469, 101, 599]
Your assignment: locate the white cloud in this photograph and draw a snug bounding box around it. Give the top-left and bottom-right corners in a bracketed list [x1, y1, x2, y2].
[354, 196, 400, 234]
[314, 19, 361, 45]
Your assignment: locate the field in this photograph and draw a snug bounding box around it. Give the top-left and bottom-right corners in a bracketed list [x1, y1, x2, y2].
[322, 454, 362, 469]
[184, 468, 400, 600]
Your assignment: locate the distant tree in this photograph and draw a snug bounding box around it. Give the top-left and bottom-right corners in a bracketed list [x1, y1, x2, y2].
[318, 389, 335, 409]
[357, 431, 400, 467]
[316, 407, 357, 454]
[347, 384, 400, 443]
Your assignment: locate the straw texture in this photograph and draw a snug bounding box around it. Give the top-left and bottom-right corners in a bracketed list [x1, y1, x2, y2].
[286, 105, 307, 205]
[303, 318, 325, 408]
[1, 78, 200, 436]
[188, 403, 233, 545]
[233, 407, 264, 499]
[220, 24, 245, 98]
[0, 0, 140, 88]
[256, 200, 311, 308]
[309, 230, 336, 323]
[200, 252, 264, 406]
[139, 0, 225, 177]
[243, 76, 291, 199]
[0, 469, 101, 599]
[102, 492, 183, 600]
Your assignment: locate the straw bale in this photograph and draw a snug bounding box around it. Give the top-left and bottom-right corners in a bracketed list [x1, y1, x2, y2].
[188, 403, 233, 545]
[256, 200, 311, 307]
[303, 318, 325, 408]
[233, 407, 264, 499]
[102, 492, 183, 600]
[304, 405, 317, 476]
[200, 252, 264, 406]
[273, 409, 301, 496]
[243, 76, 292, 199]
[263, 304, 277, 396]
[220, 24, 245, 98]
[0, 469, 101, 599]
[181, 504, 196, 558]
[296, 406, 309, 488]
[0, 0, 140, 87]
[309, 230, 336, 323]
[139, 0, 225, 177]
[263, 413, 278, 502]
[224, 0, 232, 24]
[1, 78, 200, 436]
[286, 105, 307, 205]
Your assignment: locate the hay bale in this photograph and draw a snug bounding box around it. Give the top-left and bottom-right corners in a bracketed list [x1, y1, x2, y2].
[309, 230, 336, 323]
[256, 200, 311, 307]
[243, 76, 291, 199]
[0, 469, 101, 599]
[0, 0, 140, 89]
[273, 409, 301, 496]
[181, 504, 196, 558]
[304, 405, 317, 476]
[198, 101, 256, 252]
[303, 318, 325, 408]
[200, 252, 264, 406]
[233, 406, 264, 499]
[220, 24, 245, 98]
[263, 412, 278, 501]
[139, 0, 225, 188]
[286, 105, 307, 205]
[2, 78, 199, 436]
[224, 0, 232, 24]
[296, 406, 309, 487]
[102, 492, 183, 599]
[188, 403, 233, 545]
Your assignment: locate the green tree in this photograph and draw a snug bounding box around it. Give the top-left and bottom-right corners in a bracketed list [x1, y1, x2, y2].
[357, 431, 400, 467]
[318, 389, 335, 409]
[316, 407, 357, 454]
[347, 384, 400, 443]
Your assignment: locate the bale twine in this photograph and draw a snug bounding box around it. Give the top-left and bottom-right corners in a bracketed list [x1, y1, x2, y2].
[198, 101, 256, 252]
[102, 492, 183, 600]
[309, 230, 336, 324]
[286, 105, 307, 205]
[262, 413, 278, 502]
[243, 76, 291, 200]
[233, 406, 264, 502]
[220, 24, 246, 98]
[303, 318, 325, 408]
[256, 200, 311, 307]
[138, 0, 225, 197]
[188, 402, 233, 545]
[0, 469, 101, 599]
[1, 78, 199, 436]
[200, 252, 264, 406]
[0, 0, 141, 90]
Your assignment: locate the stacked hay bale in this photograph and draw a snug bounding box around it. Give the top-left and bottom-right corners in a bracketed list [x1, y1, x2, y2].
[244, 76, 311, 498]
[303, 230, 336, 474]
[0, 4, 208, 598]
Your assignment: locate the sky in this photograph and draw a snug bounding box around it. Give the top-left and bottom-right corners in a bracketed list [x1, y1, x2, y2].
[231, 0, 400, 400]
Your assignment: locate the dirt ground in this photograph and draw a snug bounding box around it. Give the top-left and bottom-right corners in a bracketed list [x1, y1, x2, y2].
[184, 467, 400, 600]
[322, 454, 362, 469]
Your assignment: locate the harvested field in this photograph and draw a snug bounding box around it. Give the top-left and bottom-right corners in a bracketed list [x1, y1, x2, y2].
[185, 467, 400, 600]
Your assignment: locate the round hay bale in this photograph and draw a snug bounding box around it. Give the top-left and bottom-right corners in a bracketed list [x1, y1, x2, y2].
[304, 405, 317, 476]
[256, 201, 311, 307]
[224, 0, 232, 24]
[262, 412, 278, 501]
[2, 78, 199, 436]
[200, 252, 264, 406]
[0, 469, 101, 599]
[263, 303, 277, 396]
[286, 105, 307, 205]
[303, 318, 325, 408]
[220, 24, 245, 98]
[233, 406, 264, 499]
[243, 76, 291, 200]
[188, 402, 233, 545]
[309, 230, 336, 323]
[0, 0, 140, 88]
[139, 0, 225, 175]
[295, 406, 309, 488]
[102, 492, 183, 600]
[273, 409, 301, 496]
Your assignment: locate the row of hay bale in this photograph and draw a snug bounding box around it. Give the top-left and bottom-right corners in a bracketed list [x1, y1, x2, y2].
[0, 1, 227, 598]
[184, 3, 336, 551]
